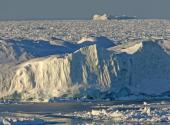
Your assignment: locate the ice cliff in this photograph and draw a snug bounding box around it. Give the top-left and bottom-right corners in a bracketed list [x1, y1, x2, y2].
[1, 37, 170, 101]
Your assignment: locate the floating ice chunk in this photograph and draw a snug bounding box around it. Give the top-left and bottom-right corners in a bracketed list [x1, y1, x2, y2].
[109, 110, 124, 120]
[143, 102, 148, 105]
[142, 106, 151, 115]
[161, 101, 166, 105]
[91, 109, 101, 116]
[160, 115, 168, 122]
[91, 109, 107, 116]
[3, 119, 11, 125]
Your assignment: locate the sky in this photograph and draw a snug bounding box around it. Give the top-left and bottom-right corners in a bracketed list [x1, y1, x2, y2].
[0, 0, 170, 20]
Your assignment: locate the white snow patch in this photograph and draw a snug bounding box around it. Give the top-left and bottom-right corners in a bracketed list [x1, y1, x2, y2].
[109, 41, 143, 54]
[78, 36, 96, 44]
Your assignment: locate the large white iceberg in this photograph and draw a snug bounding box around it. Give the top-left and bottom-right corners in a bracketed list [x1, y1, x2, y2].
[1, 37, 170, 101]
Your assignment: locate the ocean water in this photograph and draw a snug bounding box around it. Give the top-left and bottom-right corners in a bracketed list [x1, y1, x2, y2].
[0, 100, 170, 124]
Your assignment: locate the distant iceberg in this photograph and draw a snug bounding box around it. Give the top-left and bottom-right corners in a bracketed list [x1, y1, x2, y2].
[92, 14, 109, 21]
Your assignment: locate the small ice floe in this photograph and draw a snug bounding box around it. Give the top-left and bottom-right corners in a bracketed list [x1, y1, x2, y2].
[91, 109, 107, 116]
[140, 101, 151, 115]
[160, 115, 169, 122]
[1, 117, 44, 125]
[2, 118, 11, 125]
[90, 109, 125, 121]
[109, 110, 124, 120]
[142, 106, 151, 115]
[160, 101, 167, 105]
[143, 101, 149, 106]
